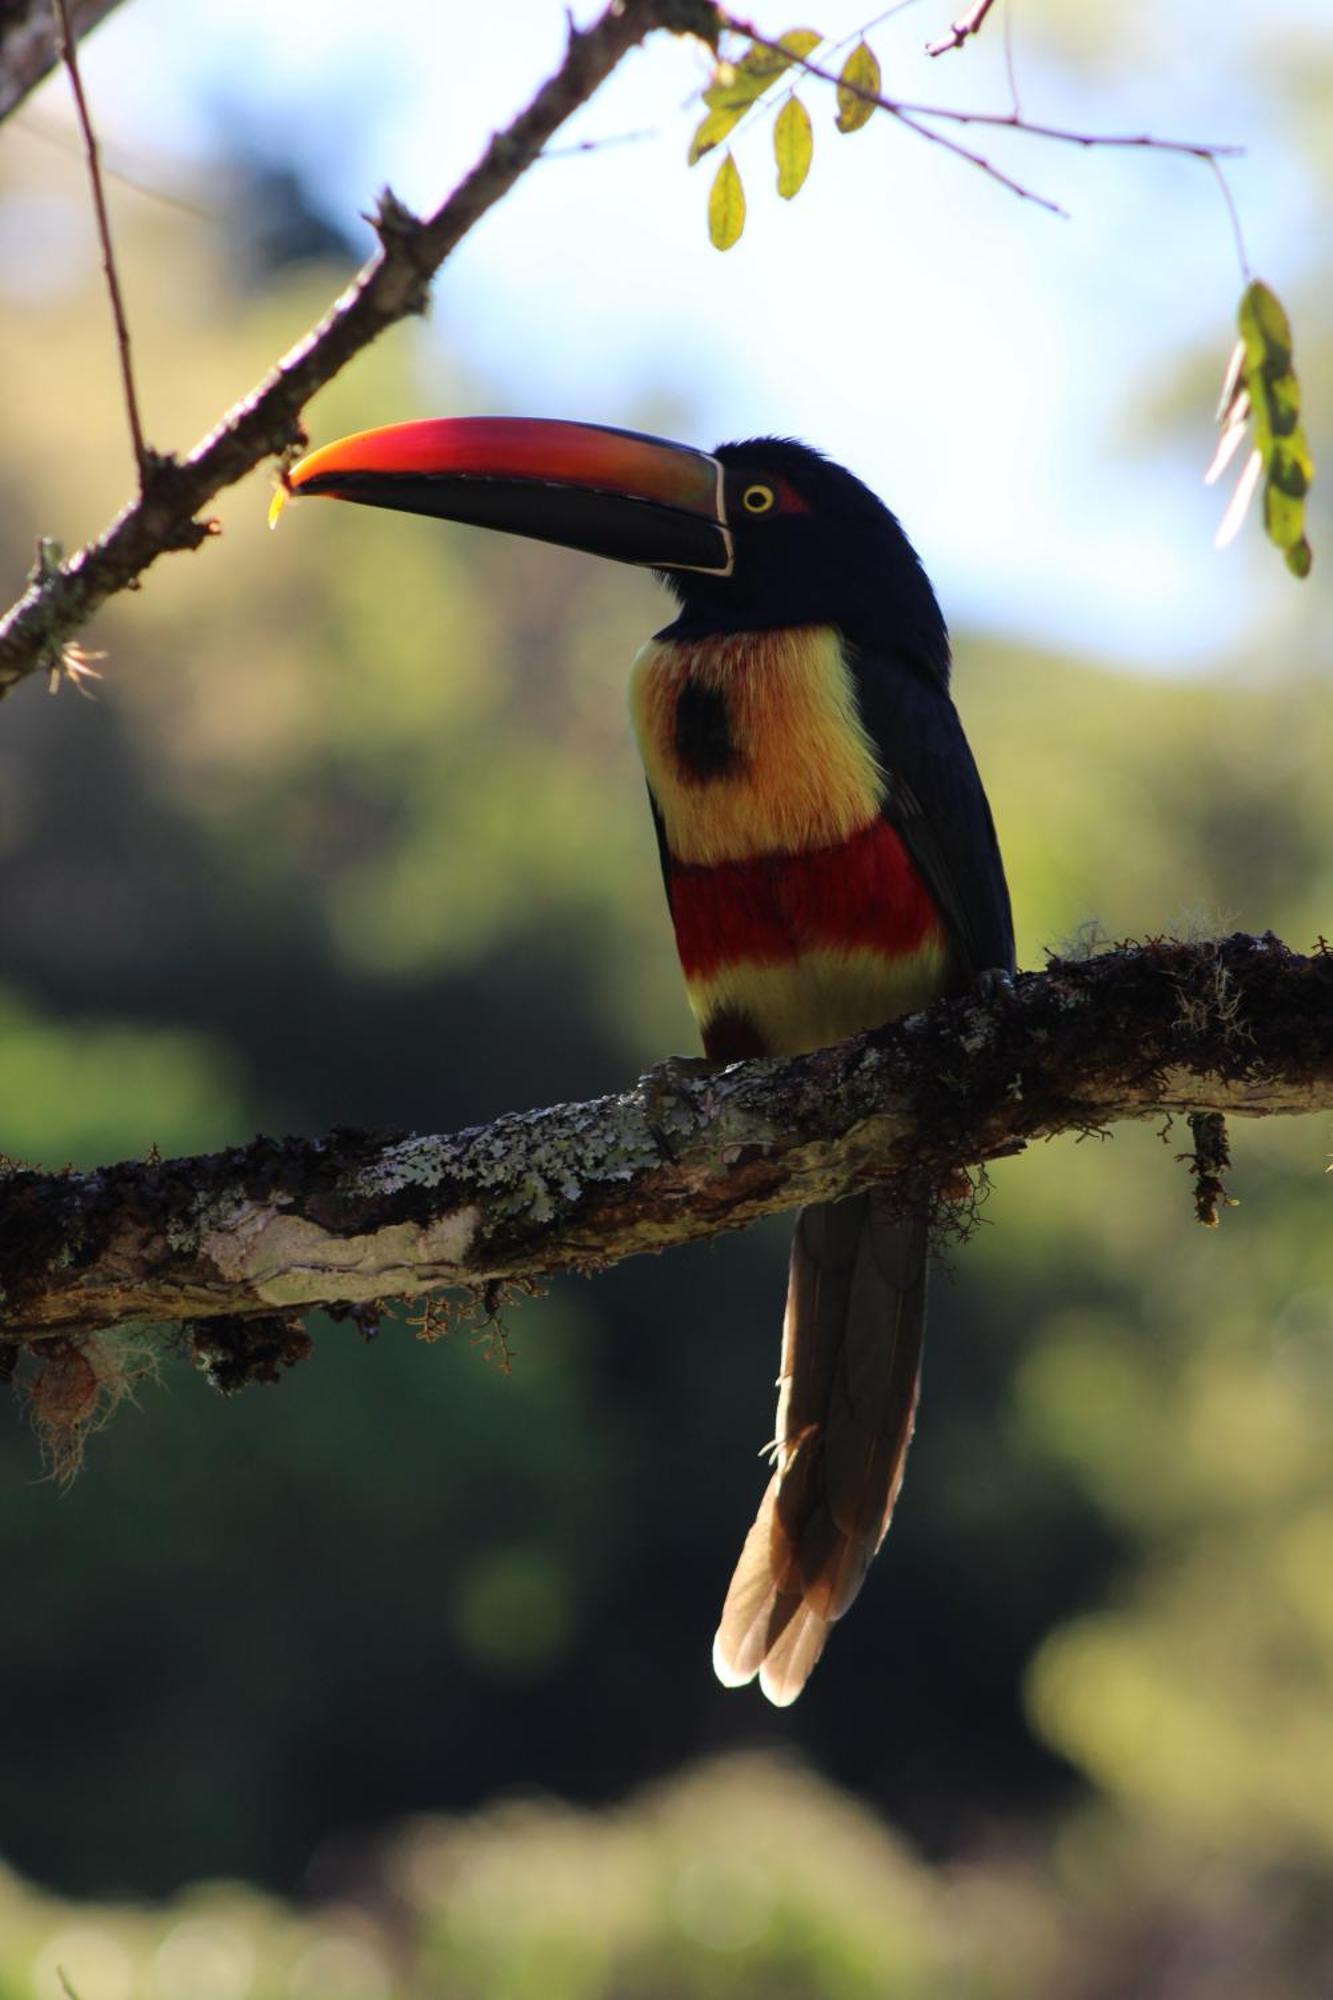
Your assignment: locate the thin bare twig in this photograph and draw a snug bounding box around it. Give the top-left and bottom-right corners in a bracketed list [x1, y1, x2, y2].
[926, 0, 1000, 59]
[1208, 154, 1252, 282]
[723, 12, 1242, 215]
[51, 0, 147, 482]
[905, 105, 1241, 160]
[1002, 0, 1020, 117]
[724, 13, 1064, 212]
[885, 104, 1065, 213]
[543, 125, 659, 158]
[15, 110, 212, 216]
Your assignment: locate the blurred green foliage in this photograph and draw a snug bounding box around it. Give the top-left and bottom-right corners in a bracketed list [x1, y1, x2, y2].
[0, 77, 1331, 1997]
[3, 1751, 1333, 1997]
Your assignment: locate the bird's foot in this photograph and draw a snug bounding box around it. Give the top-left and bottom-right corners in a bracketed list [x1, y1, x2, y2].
[975, 966, 1015, 1004]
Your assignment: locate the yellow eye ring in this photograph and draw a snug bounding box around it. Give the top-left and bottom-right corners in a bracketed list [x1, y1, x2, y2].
[741, 483, 776, 515]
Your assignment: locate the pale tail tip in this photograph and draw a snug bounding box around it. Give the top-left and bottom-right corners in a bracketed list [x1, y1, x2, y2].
[757, 1663, 803, 1709]
[711, 1630, 757, 1691]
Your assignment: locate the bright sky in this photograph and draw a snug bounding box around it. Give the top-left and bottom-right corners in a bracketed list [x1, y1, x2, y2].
[26, 0, 1332, 668]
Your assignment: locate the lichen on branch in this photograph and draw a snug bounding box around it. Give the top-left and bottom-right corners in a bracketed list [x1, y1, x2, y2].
[2, 935, 1331, 1352]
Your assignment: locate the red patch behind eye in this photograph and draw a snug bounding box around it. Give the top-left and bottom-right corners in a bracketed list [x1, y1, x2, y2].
[772, 475, 811, 514]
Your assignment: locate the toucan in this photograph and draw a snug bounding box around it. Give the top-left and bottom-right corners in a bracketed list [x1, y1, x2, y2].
[277, 417, 1015, 1704]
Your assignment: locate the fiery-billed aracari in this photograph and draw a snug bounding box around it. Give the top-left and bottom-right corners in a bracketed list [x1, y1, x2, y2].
[278, 417, 1014, 1704]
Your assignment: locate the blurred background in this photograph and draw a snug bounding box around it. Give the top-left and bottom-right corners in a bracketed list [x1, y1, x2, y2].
[0, 0, 1330, 1993]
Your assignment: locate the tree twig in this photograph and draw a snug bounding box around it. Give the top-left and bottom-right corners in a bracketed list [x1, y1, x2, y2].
[1207, 153, 1252, 282]
[2, 935, 1330, 1346]
[0, 0, 722, 696]
[723, 11, 1242, 217]
[51, 0, 147, 482]
[888, 103, 1065, 213]
[926, 0, 1000, 59]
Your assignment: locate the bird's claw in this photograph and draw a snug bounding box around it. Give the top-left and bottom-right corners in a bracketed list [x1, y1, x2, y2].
[975, 966, 1015, 1004]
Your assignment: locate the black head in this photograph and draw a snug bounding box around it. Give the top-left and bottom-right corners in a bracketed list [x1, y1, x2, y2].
[661, 437, 951, 685]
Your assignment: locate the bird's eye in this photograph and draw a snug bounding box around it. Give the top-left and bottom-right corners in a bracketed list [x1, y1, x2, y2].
[741, 483, 776, 515]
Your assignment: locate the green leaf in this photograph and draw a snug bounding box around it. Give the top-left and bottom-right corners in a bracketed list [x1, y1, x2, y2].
[769, 27, 821, 63]
[708, 151, 746, 251]
[1210, 280, 1315, 578]
[689, 102, 743, 166]
[1239, 280, 1293, 378]
[774, 95, 813, 199]
[835, 41, 880, 133]
[703, 29, 821, 114]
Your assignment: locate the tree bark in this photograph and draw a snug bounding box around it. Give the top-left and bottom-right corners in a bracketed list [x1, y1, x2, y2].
[3, 934, 1330, 1348]
[0, 0, 124, 124]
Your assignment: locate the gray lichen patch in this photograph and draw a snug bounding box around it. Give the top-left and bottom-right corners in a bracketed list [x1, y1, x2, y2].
[354, 1135, 456, 1198]
[455, 1091, 677, 1232]
[164, 1181, 249, 1256]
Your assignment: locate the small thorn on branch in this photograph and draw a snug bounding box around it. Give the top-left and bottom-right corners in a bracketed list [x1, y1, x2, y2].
[365, 184, 434, 316]
[367, 184, 423, 243]
[28, 537, 65, 588]
[1183, 1111, 1237, 1228]
[159, 516, 215, 554]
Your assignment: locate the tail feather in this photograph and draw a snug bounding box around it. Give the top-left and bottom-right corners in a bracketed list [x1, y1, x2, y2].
[712, 1191, 926, 1702]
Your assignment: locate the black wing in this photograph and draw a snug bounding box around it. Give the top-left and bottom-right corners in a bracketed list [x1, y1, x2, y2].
[646, 784, 675, 918]
[849, 644, 1015, 982]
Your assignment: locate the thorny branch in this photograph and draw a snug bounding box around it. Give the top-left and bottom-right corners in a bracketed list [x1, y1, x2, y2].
[0, 0, 723, 695]
[2, 935, 1331, 1351]
[51, 0, 146, 480]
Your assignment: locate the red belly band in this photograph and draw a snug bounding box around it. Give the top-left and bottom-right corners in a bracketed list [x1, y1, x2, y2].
[668, 818, 943, 980]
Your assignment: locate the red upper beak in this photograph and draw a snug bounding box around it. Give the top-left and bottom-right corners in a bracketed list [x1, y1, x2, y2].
[279, 417, 733, 575]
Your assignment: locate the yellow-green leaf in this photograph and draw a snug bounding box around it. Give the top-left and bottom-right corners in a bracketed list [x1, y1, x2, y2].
[708, 151, 746, 251]
[689, 102, 743, 166]
[1239, 280, 1293, 378]
[1210, 280, 1315, 578]
[774, 95, 813, 199]
[772, 27, 821, 61]
[703, 29, 821, 114]
[835, 41, 880, 133]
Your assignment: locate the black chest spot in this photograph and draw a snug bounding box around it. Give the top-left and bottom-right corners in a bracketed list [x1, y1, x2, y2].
[673, 679, 742, 782]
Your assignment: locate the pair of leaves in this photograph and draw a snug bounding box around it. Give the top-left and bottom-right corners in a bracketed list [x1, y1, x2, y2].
[710, 92, 813, 246]
[692, 32, 883, 251]
[689, 28, 820, 167]
[1208, 280, 1314, 578]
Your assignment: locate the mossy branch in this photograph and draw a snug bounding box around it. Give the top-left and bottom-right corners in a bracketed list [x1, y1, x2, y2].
[3, 934, 1331, 1348]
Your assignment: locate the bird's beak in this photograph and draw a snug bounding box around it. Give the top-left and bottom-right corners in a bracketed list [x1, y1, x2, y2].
[275, 417, 733, 575]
